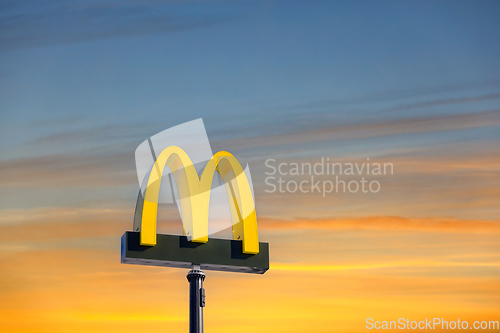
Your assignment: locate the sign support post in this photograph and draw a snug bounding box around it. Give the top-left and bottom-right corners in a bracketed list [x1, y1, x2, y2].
[187, 265, 205, 333]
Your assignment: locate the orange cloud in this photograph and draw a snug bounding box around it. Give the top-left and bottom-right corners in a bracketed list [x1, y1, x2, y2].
[258, 216, 500, 233]
[1, 206, 500, 332]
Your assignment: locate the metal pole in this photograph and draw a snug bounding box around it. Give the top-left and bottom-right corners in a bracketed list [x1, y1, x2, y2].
[186, 264, 205, 333]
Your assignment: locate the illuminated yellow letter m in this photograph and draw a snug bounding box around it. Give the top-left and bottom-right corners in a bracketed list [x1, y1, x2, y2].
[139, 146, 259, 254]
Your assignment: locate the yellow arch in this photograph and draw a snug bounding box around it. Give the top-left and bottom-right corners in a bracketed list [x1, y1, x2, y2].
[139, 146, 259, 254]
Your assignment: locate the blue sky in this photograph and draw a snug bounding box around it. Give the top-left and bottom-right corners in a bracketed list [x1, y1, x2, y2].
[2, 1, 500, 134]
[1, 0, 499, 214]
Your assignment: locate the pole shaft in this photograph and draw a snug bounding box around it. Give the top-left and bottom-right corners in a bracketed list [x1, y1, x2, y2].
[187, 265, 205, 333]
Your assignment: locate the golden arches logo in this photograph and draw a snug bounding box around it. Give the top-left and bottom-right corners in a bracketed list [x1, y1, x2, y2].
[138, 146, 259, 254]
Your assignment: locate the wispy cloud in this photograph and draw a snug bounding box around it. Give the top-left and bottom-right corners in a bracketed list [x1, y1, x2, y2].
[0, 0, 233, 51]
[0, 206, 130, 226]
[259, 216, 500, 234]
[283, 78, 500, 111]
[385, 93, 500, 113]
[0, 150, 136, 187]
[222, 110, 500, 151]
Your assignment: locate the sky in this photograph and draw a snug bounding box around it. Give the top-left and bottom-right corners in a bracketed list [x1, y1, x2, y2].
[1, 0, 500, 332]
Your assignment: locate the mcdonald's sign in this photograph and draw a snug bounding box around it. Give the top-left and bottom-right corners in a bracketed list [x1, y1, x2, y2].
[121, 121, 269, 274]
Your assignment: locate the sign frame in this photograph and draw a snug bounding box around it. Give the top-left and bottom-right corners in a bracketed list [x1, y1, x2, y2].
[121, 231, 269, 274]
